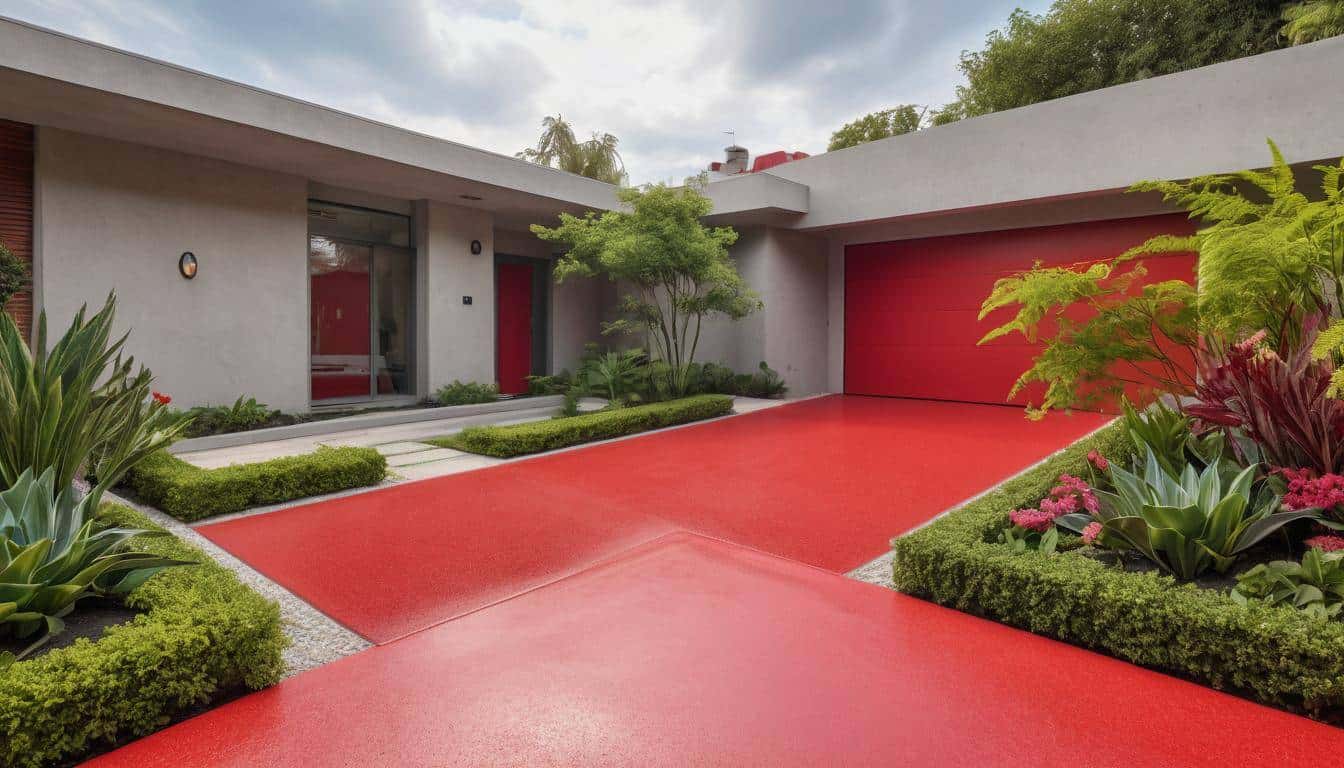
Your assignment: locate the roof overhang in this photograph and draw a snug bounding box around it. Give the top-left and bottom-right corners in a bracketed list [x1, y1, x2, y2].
[0, 17, 620, 230]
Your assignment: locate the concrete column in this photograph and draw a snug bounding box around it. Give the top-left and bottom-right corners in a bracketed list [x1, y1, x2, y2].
[416, 200, 495, 393]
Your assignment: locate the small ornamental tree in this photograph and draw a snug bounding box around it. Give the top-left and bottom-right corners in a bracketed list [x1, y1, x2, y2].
[532, 182, 761, 396]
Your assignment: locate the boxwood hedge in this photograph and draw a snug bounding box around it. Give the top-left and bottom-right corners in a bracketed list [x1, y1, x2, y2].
[433, 394, 734, 458]
[891, 421, 1344, 718]
[0, 504, 286, 768]
[124, 446, 387, 522]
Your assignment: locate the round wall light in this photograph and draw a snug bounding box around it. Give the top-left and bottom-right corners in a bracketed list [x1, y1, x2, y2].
[179, 251, 198, 280]
[470, 240, 482, 255]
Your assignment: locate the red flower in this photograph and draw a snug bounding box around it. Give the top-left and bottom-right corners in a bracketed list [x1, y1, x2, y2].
[1009, 508, 1055, 533]
[152, 391, 172, 406]
[1305, 535, 1344, 553]
[1081, 522, 1102, 545]
[1281, 469, 1344, 513]
[1087, 450, 1109, 472]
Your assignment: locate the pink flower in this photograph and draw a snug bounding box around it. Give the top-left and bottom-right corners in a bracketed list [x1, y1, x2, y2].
[151, 391, 172, 406]
[1009, 508, 1055, 533]
[1081, 522, 1102, 545]
[1087, 449, 1109, 472]
[1282, 469, 1344, 513]
[1305, 535, 1344, 553]
[1047, 474, 1100, 516]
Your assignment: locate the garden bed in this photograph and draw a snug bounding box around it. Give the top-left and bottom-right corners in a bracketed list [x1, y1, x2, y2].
[124, 446, 387, 522]
[0, 504, 287, 768]
[891, 422, 1344, 721]
[431, 394, 735, 458]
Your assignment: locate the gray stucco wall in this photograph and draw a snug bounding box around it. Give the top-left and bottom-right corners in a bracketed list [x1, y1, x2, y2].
[34, 128, 311, 411]
[416, 200, 495, 393]
[691, 226, 829, 395]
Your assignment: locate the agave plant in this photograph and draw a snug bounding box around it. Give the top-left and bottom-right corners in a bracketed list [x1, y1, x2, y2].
[0, 294, 191, 498]
[1120, 399, 1228, 478]
[1232, 547, 1344, 620]
[1061, 448, 1316, 580]
[1, 468, 192, 659]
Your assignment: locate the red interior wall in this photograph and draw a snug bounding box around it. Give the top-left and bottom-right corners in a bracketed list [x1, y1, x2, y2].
[312, 271, 371, 355]
[496, 263, 533, 395]
[844, 214, 1198, 408]
[0, 120, 33, 340]
[311, 270, 371, 399]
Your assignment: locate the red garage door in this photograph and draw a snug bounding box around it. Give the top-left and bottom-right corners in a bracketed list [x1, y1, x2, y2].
[843, 215, 1197, 406]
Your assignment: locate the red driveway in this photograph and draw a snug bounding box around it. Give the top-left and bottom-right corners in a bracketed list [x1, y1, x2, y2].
[89, 533, 1344, 767]
[199, 396, 1110, 642]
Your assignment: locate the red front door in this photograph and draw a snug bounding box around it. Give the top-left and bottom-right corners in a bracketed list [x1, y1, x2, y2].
[496, 263, 533, 395]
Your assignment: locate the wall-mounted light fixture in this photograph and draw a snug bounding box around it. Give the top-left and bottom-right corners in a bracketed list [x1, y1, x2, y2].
[179, 252, 198, 280]
[470, 240, 483, 255]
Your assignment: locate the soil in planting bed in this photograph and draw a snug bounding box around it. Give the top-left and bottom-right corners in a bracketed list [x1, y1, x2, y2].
[0, 597, 142, 659]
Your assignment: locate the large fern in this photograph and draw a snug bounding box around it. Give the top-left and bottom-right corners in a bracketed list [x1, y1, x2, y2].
[981, 139, 1344, 416]
[1129, 140, 1344, 348]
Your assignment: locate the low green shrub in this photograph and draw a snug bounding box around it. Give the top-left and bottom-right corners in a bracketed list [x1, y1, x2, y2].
[434, 380, 499, 406]
[181, 396, 302, 438]
[891, 421, 1344, 718]
[0, 503, 285, 768]
[434, 394, 733, 458]
[124, 446, 386, 522]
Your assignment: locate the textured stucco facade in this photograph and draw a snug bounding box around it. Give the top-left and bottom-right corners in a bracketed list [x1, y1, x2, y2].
[34, 128, 313, 411]
[6, 17, 1344, 407]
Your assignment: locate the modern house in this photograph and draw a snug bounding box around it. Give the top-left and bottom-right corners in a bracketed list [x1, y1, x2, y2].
[0, 16, 1341, 412]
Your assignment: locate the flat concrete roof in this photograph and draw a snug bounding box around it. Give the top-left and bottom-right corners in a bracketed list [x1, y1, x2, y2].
[761, 35, 1344, 231]
[2, 15, 1340, 233]
[0, 16, 620, 230]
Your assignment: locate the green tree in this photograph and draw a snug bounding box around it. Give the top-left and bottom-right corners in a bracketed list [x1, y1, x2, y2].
[827, 104, 926, 151]
[935, 0, 1285, 124]
[517, 114, 627, 185]
[1282, 0, 1344, 44]
[0, 240, 26, 309]
[531, 182, 761, 395]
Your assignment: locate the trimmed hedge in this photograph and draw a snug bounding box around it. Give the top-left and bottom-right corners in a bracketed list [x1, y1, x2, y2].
[891, 421, 1344, 717]
[434, 394, 734, 458]
[124, 446, 387, 522]
[0, 504, 286, 768]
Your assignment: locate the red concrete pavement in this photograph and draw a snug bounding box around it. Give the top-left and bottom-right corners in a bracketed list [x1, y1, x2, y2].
[197, 396, 1108, 642]
[87, 533, 1344, 767]
[199, 396, 1111, 642]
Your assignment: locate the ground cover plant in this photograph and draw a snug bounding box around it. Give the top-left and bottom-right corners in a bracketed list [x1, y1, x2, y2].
[179, 396, 303, 438]
[895, 142, 1344, 720]
[432, 394, 732, 458]
[434, 380, 500, 406]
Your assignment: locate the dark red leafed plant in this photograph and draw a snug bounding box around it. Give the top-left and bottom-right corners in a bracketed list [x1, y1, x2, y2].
[1187, 321, 1344, 474]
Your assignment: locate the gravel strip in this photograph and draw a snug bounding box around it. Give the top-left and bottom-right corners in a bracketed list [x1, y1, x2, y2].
[105, 490, 371, 678]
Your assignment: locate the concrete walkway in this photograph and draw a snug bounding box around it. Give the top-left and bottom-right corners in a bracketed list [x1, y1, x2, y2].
[178, 396, 788, 484]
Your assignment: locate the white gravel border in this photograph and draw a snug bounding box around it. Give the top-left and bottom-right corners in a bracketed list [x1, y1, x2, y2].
[105, 490, 371, 678]
[845, 417, 1118, 589]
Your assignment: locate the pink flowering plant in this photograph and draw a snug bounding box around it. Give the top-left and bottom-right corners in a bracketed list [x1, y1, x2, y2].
[999, 474, 1099, 553]
[1280, 468, 1344, 529]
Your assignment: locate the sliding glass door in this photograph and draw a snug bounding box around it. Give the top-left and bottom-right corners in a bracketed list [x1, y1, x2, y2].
[308, 201, 415, 403]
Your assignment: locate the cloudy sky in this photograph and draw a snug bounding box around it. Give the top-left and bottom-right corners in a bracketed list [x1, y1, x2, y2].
[1, 0, 1050, 184]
